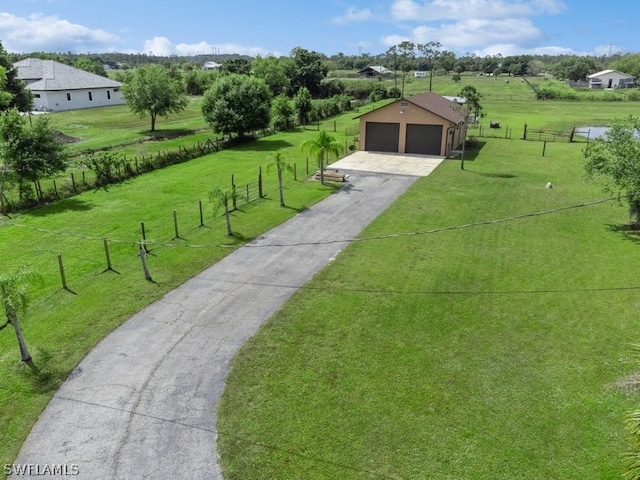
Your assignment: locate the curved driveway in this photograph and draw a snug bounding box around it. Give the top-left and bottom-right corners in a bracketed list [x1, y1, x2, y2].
[12, 156, 443, 480]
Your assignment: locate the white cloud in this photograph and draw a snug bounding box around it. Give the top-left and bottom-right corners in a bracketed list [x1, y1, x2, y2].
[413, 18, 544, 50]
[143, 36, 282, 57]
[0, 12, 122, 52]
[380, 34, 412, 49]
[331, 7, 375, 25]
[390, 0, 567, 21]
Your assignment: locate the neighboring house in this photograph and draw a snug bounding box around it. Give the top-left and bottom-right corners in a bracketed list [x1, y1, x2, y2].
[358, 66, 392, 78]
[356, 92, 467, 156]
[14, 58, 124, 112]
[586, 69, 635, 89]
[201, 61, 221, 70]
[414, 71, 427, 78]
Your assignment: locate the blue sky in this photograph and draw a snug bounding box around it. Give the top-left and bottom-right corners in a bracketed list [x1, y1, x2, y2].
[1, 0, 635, 58]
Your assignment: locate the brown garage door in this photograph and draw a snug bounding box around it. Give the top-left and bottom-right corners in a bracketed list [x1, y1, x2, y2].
[365, 122, 400, 152]
[405, 124, 443, 155]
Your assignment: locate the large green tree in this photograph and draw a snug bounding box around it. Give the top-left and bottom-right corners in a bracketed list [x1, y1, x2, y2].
[0, 108, 67, 206]
[0, 42, 32, 112]
[289, 47, 328, 96]
[549, 56, 598, 81]
[418, 41, 442, 92]
[121, 64, 188, 132]
[251, 55, 292, 96]
[293, 87, 312, 125]
[201, 74, 271, 138]
[459, 85, 483, 121]
[584, 115, 640, 223]
[612, 53, 640, 81]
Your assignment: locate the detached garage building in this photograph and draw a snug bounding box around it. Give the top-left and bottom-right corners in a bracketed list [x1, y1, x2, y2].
[357, 92, 467, 156]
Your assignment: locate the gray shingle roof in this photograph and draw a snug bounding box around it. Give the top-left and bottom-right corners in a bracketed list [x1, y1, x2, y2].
[406, 92, 466, 124]
[14, 58, 122, 91]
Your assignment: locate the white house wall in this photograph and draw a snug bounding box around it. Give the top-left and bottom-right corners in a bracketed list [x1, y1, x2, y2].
[32, 87, 125, 112]
[589, 72, 634, 89]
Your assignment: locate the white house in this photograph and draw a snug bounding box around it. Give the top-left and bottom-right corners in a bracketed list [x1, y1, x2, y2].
[201, 61, 221, 70]
[13, 58, 125, 112]
[586, 69, 635, 89]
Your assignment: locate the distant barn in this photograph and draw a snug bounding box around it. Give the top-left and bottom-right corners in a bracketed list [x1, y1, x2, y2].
[586, 69, 635, 89]
[358, 66, 392, 78]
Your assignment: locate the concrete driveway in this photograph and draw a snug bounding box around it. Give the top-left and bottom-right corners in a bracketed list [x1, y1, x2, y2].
[328, 150, 445, 176]
[10, 167, 436, 480]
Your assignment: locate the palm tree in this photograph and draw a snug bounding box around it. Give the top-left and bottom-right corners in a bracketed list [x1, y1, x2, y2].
[301, 131, 341, 185]
[0, 267, 39, 364]
[267, 152, 294, 207]
[210, 187, 235, 236]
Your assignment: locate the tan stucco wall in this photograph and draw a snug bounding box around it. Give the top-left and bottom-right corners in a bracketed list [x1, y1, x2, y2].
[358, 99, 462, 156]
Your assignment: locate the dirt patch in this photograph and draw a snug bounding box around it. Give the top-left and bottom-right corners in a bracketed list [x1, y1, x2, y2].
[56, 131, 81, 144]
[615, 372, 640, 395]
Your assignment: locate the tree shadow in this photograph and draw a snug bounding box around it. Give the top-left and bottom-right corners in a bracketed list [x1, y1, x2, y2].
[25, 198, 93, 217]
[230, 138, 295, 152]
[18, 347, 67, 394]
[476, 172, 518, 179]
[454, 140, 487, 162]
[140, 128, 197, 141]
[606, 223, 640, 245]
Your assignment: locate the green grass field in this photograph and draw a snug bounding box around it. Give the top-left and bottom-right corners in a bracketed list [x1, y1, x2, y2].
[2, 75, 640, 478]
[218, 138, 640, 479]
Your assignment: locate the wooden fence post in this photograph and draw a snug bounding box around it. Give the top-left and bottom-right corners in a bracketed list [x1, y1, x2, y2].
[103, 237, 113, 271]
[57, 254, 68, 290]
[173, 210, 180, 239]
[199, 200, 204, 227]
[139, 242, 152, 281]
[258, 167, 263, 198]
[231, 175, 237, 210]
[141, 222, 148, 252]
[71, 173, 77, 193]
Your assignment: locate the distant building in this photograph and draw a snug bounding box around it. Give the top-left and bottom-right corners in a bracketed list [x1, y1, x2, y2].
[587, 69, 635, 89]
[14, 58, 124, 112]
[414, 71, 427, 78]
[201, 61, 221, 71]
[358, 66, 392, 78]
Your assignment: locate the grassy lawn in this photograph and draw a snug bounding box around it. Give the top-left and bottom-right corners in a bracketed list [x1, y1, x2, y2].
[217, 135, 640, 477]
[2, 77, 640, 478]
[0, 111, 358, 474]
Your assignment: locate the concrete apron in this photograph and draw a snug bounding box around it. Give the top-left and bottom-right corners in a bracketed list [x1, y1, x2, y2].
[11, 168, 434, 480]
[328, 150, 446, 177]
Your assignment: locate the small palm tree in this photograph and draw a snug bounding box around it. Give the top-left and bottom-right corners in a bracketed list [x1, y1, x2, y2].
[0, 266, 39, 364]
[301, 131, 341, 185]
[267, 152, 294, 207]
[210, 186, 248, 236]
[210, 187, 235, 236]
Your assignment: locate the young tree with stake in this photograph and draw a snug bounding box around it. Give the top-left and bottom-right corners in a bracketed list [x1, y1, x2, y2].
[0, 267, 39, 365]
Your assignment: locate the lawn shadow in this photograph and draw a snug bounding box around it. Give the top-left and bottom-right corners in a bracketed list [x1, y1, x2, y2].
[140, 128, 197, 141]
[18, 347, 68, 394]
[476, 172, 518, 179]
[26, 198, 94, 217]
[458, 140, 487, 161]
[231, 137, 295, 152]
[606, 223, 640, 245]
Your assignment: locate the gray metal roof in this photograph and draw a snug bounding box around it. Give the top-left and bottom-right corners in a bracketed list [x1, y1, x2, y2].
[14, 58, 122, 91]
